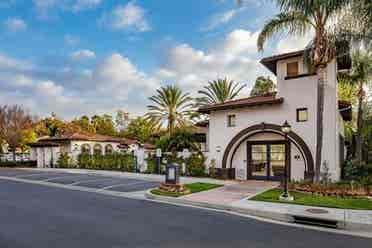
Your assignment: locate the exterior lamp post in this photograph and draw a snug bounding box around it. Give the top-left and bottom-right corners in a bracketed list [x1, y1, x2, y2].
[280, 120, 294, 201]
[156, 148, 162, 174]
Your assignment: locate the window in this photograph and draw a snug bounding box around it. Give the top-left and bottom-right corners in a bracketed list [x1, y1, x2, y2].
[297, 108, 308, 122]
[227, 114, 236, 127]
[287, 62, 299, 77]
[105, 144, 113, 154]
[81, 144, 91, 154]
[93, 144, 103, 155]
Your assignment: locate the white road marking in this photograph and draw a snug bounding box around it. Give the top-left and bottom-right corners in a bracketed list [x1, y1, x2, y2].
[97, 181, 147, 191]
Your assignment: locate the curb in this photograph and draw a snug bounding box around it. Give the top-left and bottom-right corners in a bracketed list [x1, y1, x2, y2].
[145, 190, 372, 234]
[145, 190, 292, 222]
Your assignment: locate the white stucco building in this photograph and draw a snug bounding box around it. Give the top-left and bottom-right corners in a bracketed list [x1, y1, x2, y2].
[29, 132, 154, 170]
[199, 50, 352, 182]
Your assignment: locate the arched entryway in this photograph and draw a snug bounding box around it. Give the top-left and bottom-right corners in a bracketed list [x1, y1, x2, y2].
[222, 123, 314, 181]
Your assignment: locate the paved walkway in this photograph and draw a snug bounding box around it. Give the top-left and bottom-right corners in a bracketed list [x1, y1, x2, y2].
[182, 180, 278, 205]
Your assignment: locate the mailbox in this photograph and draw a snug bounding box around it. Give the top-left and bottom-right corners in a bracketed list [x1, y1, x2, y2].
[165, 163, 180, 185]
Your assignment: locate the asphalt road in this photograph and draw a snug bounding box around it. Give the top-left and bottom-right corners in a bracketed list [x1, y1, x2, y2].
[0, 178, 370, 248]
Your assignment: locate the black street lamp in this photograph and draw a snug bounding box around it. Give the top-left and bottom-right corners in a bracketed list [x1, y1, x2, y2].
[280, 120, 294, 201]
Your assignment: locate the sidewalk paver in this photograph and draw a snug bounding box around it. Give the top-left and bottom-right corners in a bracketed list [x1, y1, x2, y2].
[181, 180, 279, 205]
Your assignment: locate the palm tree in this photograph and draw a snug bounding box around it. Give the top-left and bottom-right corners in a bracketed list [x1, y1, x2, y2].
[257, 0, 352, 181]
[339, 50, 372, 165]
[147, 85, 193, 135]
[197, 78, 246, 106]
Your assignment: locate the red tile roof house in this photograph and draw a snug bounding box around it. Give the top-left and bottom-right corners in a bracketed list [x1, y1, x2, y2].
[29, 132, 154, 170]
[198, 50, 352, 182]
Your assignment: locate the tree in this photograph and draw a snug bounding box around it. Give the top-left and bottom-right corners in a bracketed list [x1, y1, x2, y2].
[197, 78, 246, 106]
[0, 105, 33, 160]
[156, 127, 199, 152]
[91, 114, 117, 136]
[257, 0, 351, 181]
[250, 76, 276, 96]
[71, 115, 95, 133]
[147, 85, 193, 135]
[121, 117, 159, 143]
[339, 50, 372, 165]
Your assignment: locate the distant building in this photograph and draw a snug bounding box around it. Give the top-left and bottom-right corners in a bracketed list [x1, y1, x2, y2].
[29, 132, 154, 169]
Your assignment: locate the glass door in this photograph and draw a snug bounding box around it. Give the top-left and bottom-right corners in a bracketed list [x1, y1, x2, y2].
[250, 144, 268, 179]
[247, 141, 288, 181]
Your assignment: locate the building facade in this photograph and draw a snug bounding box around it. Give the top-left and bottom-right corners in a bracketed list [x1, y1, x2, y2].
[199, 50, 351, 182]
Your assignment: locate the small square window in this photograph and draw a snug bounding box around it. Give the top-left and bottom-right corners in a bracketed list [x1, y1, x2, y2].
[297, 108, 308, 122]
[287, 62, 299, 77]
[227, 114, 236, 127]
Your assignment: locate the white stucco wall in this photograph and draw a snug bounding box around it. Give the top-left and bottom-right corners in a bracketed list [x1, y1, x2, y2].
[207, 56, 341, 181]
[32, 146, 61, 168]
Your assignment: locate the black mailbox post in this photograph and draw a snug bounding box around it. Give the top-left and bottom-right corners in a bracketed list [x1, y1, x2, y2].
[165, 163, 180, 185]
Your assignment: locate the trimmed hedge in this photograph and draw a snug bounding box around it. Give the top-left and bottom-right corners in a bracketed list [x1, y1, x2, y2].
[76, 153, 135, 172]
[0, 160, 37, 168]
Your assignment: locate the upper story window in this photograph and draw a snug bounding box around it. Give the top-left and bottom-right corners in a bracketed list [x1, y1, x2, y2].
[227, 114, 236, 127]
[297, 108, 308, 122]
[287, 61, 299, 77]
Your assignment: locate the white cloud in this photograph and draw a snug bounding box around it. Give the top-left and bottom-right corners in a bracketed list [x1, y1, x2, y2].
[101, 1, 150, 32]
[92, 53, 159, 100]
[201, 8, 241, 31]
[4, 18, 27, 32]
[275, 32, 313, 54]
[155, 29, 268, 96]
[70, 49, 96, 60]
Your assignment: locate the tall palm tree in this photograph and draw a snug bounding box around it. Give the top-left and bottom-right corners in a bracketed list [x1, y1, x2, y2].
[147, 85, 193, 135]
[339, 50, 372, 165]
[197, 78, 246, 106]
[257, 0, 351, 181]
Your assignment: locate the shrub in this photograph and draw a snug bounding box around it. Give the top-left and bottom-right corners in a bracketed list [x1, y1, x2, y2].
[56, 153, 71, 168]
[186, 153, 206, 177]
[145, 156, 157, 174]
[77, 153, 135, 172]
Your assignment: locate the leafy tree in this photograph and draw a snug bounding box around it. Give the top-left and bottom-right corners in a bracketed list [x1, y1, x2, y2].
[71, 115, 95, 133]
[257, 0, 351, 181]
[147, 85, 193, 135]
[35, 114, 80, 137]
[250, 76, 276, 96]
[20, 129, 37, 152]
[91, 114, 117, 136]
[156, 127, 199, 152]
[197, 78, 246, 105]
[0, 105, 33, 160]
[339, 50, 372, 165]
[121, 117, 158, 143]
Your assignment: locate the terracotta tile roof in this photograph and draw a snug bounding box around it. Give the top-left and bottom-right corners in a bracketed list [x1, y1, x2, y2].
[198, 93, 284, 114]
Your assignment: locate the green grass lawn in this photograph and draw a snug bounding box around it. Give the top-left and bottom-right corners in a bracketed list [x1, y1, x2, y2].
[151, 182, 223, 197]
[251, 189, 372, 210]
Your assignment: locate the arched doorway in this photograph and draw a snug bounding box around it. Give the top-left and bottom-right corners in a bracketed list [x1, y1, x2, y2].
[222, 123, 314, 181]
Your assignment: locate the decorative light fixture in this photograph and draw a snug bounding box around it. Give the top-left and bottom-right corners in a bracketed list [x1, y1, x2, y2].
[281, 120, 291, 134]
[280, 120, 294, 201]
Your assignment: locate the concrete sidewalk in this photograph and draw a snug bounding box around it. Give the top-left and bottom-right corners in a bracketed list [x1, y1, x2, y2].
[146, 186, 372, 236]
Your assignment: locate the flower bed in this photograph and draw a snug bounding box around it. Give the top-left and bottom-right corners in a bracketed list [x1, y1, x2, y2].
[289, 180, 372, 197]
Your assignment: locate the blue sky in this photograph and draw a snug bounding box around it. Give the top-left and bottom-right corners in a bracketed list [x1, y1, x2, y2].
[0, 0, 311, 119]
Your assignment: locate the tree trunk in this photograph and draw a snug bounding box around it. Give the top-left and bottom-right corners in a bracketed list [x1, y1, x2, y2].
[355, 81, 364, 166]
[315, 65, 326, 182]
